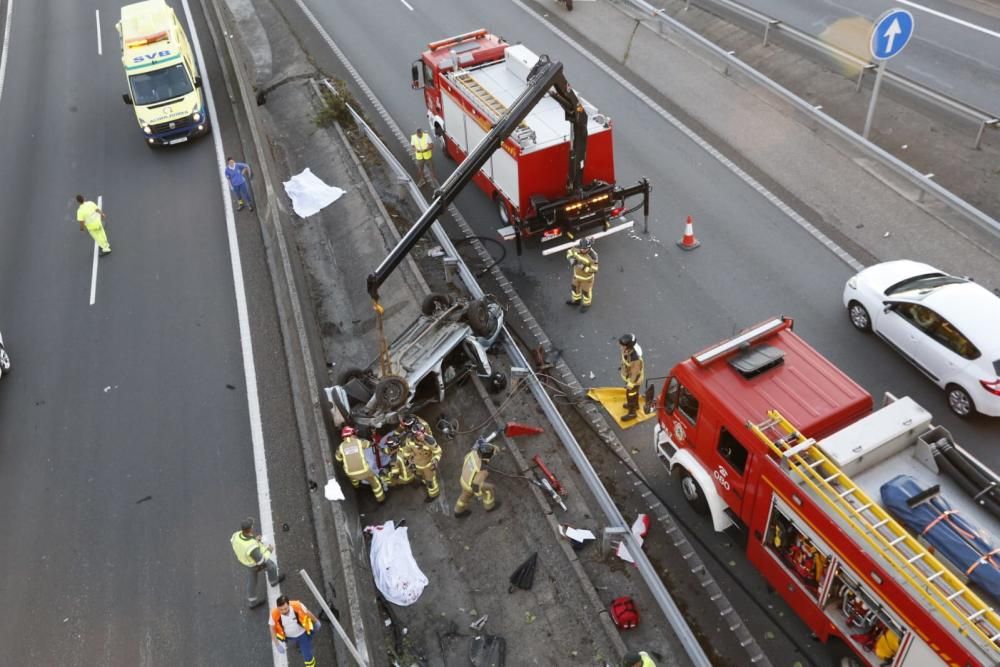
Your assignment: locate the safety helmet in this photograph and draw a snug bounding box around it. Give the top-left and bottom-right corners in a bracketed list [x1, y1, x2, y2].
[474, 437, 497, 458]
[384, 432, 400, 449]
[619, 333, 636, 347]
[341, 425, 357, 438]
[578, 238, 593, 250]
[400, 414, 416, 428]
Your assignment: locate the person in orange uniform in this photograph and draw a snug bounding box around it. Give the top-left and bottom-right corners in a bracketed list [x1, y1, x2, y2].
[269, 595, 321, 666]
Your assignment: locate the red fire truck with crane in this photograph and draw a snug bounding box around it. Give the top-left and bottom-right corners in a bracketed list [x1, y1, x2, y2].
[653, 317, 1000, 666]
[411, 30, 650, 247]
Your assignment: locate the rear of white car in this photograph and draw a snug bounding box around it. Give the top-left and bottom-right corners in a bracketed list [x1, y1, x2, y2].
[844, 260, 1000, 417]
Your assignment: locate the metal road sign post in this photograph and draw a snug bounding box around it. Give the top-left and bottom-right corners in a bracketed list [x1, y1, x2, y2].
[864, 9, 915, 139]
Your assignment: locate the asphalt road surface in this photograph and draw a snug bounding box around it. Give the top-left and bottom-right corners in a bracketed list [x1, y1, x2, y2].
[0, 1, 303, 664]
[282, 0, 1000, 662]
[737, 0, 1000, 115]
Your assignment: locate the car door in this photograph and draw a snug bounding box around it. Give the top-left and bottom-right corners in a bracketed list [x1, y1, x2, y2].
[909, 313, 977, 385]
[875, 302, 926, 364]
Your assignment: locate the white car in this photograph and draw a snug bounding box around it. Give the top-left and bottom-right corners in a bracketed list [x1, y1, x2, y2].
[843, 260, 1000, 417]
[0, 330, 9, 379]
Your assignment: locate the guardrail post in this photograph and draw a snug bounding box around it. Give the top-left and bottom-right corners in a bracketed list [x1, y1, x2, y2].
[763, 20, 779, 47]
[917, 174, 935, 203]
[856, 63, 876, 93]
[724, 51, 736, 76]
[974, 119, 998, 150]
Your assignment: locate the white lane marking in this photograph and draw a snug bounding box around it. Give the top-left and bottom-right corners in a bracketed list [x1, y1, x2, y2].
[896, 0, 1000, 40]
[0, 0, 12, 102]
[95, 10, 102, 55]
[89, 195, 102, 305]
[179, 3, 285, 666]
[511, 0, 865, 272]
[398, 0, 414, 11]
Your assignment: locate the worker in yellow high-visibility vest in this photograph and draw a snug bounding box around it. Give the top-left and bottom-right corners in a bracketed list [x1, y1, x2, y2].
[231, 517, 284, 609]
[410, 127, 433, 185]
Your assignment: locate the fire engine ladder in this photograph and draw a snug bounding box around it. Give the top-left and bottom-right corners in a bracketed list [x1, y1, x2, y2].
[453, 72, 530, 134]
[748, 410, 1000, 657]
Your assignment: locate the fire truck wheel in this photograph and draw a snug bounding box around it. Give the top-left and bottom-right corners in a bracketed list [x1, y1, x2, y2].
[375, 376, 409, 410]
[421, 292, 454, 315]
[827, 639, 863, 667]
[495, 196, 512, 226]
[847, 301, 871, 332]
[679, 469, 709, 516]
[434, 125, 451, 157]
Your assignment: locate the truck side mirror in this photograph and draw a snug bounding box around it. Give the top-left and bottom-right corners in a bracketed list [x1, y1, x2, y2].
[194, 76, 202, 88]
[410, 60, 423, 90]
[122, 93, 133, 105]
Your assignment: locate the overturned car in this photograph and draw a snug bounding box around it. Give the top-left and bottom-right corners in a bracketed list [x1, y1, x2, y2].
[325, 293, 506, 428]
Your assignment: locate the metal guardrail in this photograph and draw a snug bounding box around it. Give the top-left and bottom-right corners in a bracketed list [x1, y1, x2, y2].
[615, 0, 1000, 238]
[321, 79, 714, 667]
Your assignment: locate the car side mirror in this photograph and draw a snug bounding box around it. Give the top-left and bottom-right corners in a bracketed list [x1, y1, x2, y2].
[122, 93, 133, 105]
[194, 76, 202, 88]
[882, 301, 894, 314]
[410, 60, 423, 90]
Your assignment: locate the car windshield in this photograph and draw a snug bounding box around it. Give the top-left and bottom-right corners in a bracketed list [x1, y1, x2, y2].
[129, 63, 193, 106]
[994, 360, 1000, 376]
[885, 273, 967, 298]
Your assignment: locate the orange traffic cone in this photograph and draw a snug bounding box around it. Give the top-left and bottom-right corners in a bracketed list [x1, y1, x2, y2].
[504, 422, 545, 438]
[676, 215, 701, 251]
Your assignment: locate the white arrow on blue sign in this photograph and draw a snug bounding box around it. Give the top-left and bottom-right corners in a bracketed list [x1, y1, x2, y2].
[870, 9, 915, 60]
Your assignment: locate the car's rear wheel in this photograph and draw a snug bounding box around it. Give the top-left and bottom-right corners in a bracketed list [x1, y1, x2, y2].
[375, 375, 409, 410]
[467, 299, 494, 336]
[0, 346, 9, 375]
[847, 301, 871, 332]
[946, 384, 975, 418]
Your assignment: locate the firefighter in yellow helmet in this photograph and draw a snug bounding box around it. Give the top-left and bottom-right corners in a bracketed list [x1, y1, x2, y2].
[399, 415, 442, 502]
[335, 425, 385, 502]
[454, 437, 500, 517]
[619, 333, 645, 422]
[566, 237, 598, 312]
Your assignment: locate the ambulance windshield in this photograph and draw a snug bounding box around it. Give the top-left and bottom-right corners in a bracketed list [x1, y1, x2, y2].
[129, 63, 193, 106]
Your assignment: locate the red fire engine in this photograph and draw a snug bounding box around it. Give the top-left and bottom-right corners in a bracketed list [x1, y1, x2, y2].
[411, 29, 649, 245]
[654, 317, 1000, 666]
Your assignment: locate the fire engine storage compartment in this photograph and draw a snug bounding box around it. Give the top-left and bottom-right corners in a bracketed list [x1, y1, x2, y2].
[439, 44, 614, 224]
[819, 397, 1000, 601]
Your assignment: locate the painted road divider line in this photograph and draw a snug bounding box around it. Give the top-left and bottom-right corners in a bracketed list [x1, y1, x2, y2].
[96, 10, 103, 55]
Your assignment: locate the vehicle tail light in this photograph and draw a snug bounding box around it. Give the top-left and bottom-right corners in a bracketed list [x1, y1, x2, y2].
[610, 206, 624, 218]
[979, 379, 1000, 396]
[541, 228, 563, 242]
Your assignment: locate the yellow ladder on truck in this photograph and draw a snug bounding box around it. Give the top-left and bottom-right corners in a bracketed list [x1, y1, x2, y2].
[453, 72, 529, 131]
[748, 410, 1000, 658]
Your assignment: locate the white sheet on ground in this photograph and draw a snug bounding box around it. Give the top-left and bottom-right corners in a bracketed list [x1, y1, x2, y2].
[366, 521, 428, 606]
[283, 168, 345, 217]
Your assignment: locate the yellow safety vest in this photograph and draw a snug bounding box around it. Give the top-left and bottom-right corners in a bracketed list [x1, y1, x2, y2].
[230, 531, 270, 567]
[460, 450, 483, 492]
[411, 133, 432, 160]
[637, 652, 656, 667]
[336, 436, 371, 475]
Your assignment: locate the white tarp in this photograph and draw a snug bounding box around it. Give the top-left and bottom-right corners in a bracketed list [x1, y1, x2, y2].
[283, 168, 345, 217]
[365, 521, 428, 606]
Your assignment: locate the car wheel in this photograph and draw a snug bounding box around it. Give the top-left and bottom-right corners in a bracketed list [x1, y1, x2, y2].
[0, 346, 9, 375]
[375, 375, 409, 410]
[946, 384, 975, 418]
[679, 468, 709, 516]
[421, 292, 453, 316]
[847, 301, 871, 332]
[827, 639, 863, 667]
[467, 299, 494, 336]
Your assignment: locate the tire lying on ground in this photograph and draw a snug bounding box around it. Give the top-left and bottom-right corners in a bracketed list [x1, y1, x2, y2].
[375, 375, 409, 410]
[421, 292, 454, 316]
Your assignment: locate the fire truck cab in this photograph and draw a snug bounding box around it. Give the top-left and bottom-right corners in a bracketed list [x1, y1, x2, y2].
[654, 317, 1000, 666]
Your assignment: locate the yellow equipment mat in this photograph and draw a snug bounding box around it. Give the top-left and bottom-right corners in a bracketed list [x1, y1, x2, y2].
[586, 387, 656, 429]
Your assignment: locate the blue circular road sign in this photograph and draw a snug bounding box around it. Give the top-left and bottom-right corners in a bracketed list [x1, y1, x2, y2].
[870, 9, 915, 60]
